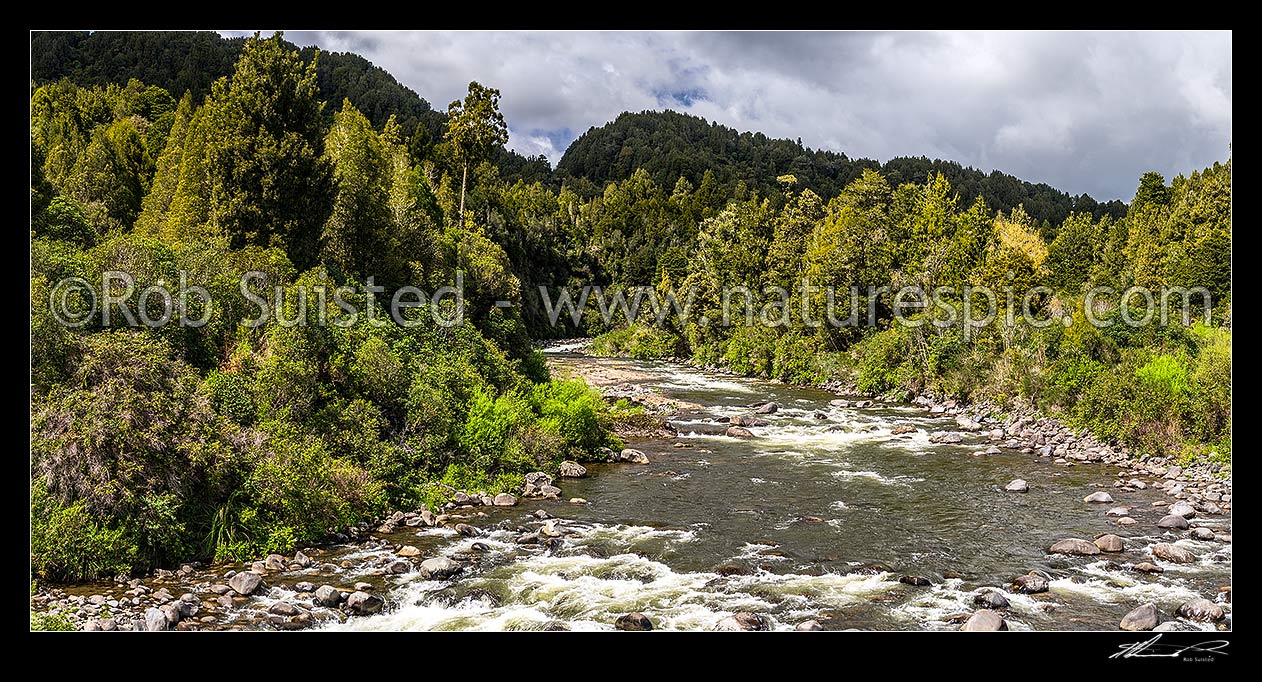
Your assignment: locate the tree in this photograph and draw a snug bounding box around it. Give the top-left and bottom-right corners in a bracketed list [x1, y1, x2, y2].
[445, 81, 508, 224]
[200, 32, 333, 270]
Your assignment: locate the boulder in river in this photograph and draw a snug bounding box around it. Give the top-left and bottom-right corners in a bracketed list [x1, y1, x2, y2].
[1116, 517, 1138, 526]
[614, 612, 653, 631]
[1189, 527, 1216, 541]
[1083, 491, 1114, 504]
[796, 620, 824, 631]
[928, 431, 963, 444]
[730, 414, 768, 427]
[973, 590, 1009, 609]
[492, 493, 518, 507]
[961, 610, 1007, 631]
[713, 612, 770, 631]
[419, 557, 463, 580]
[559, 461, 587, 478]
[264, 553, 287, 571]
[1094, 534, 1125, 553]
[143, 607, 168, 631]
[1132, 562, 1164, 574]
[1168, 502, 1197, 519]
[726, 426, 755, 439]
[1012, 574, 1049, 594]
[346, 591, 384, 615]
[1049, 538, 1101, 556]
[890, 423, 917, 435]
[1151, 543, 1195, 564]
[899, 575, 931, 586]
[397, 545, 422, 557]
[1105, 506, 1131, 517]
[314, 585, 344, 607]
[754, 402, 779, 415]
[1120, 603, 1162, 631]
[1176, 599, 1225, 622]
[1005, 479, 1029, 493]
[228, 570, 264, 596]
[1157, 514, 1190, 530]
[614, 448, 651, 464]
[454, 524, 483, 537]
[294, 581, 315, 593]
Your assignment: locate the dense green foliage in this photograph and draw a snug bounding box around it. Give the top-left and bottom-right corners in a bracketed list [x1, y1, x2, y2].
[557, 111, 1128, 229]
[30, 34, 619, 582]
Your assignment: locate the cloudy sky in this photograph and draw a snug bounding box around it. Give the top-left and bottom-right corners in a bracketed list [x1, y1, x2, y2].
[227, 30, 1231, 200]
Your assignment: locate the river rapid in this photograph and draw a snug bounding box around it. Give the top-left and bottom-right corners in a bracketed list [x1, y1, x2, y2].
[325, 349, 1232, 632]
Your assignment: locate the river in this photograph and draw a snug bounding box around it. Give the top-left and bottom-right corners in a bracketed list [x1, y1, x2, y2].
[320, 349, 1232, 632]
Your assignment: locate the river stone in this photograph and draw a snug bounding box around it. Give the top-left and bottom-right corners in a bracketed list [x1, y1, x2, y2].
[294, 581, 315, 593]
[1116, 517, 1138, 526]
[1176, 599, 1225, 622]
[159, 603, 181, 626]
[1083, 491, 1114, 504]
[1120, 603, 1161, 631]
[1049, 538, 1101, 556]
[345, 591, 384, 615]
[713, 612, 770, 631]
[355, 582, 374, 592]
[453, 491, 472, 505]
[493, 493, 518, 507]
[829, 399, 850, 408]
[973, 590, 1010, 609]
[419, 557, 463, 580]
[1105, 506, 1130, 516]
[929, 431, 963, 444]
[1152, 543, 1195, 564]
[1012, 574, 1049, 594]
[397, 545, 422, 557]
[899, 575, 931, 586]
[616, 448, 651, 464]
[268, 602, 300, 616]
[143, 607, 168, 631]
[890, 423, 916, 435]
[1157, 515, 1190, 530]
[1005, 479, 1029, 493]
[386, 560, 411, 574]
[314, 585, 343, 607]
[1168, 502, 1197, 518]
[293, 550, 313, 567]
[420, 510, 436, 527]
[538, 484, 563, 498]
[726, 426, 755, 438]
[559, 461, 587, 478]
[754, 402, 779, 415]
[614, 612, 653, 631]
[796, 620, 824, 631]
[454, 524, 483, 537]
[1094, 534, 1125, 552]
[1132, 562, 1164, 573]
[730, 414, 768, 427]
[961, 610, 1007, 631]
[1189, 527, 1216, 541]
[264, 553, 287, 571]
[228, 570, 264, 596]
[81, 620, 100, 632]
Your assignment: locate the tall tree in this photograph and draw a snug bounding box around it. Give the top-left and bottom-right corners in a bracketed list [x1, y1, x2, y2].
[200, 32, 333, 269]
[444, 81, 508, 224]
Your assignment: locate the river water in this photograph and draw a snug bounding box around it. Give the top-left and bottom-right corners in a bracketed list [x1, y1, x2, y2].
[324, 351, 1231, 632]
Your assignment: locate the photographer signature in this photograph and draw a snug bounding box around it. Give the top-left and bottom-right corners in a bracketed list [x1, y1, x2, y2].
[1111, 634, 1229, 660]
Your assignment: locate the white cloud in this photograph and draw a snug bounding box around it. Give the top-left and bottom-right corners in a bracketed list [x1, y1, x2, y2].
[226, 30, 1231, 200]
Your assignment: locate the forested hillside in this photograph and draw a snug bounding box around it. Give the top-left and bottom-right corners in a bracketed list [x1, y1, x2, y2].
[29, 32, 1230, 588]
[557, 110, 1128, 232]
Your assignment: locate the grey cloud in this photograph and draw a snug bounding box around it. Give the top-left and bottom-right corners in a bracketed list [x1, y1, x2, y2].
[229, 30, 1231, 200]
